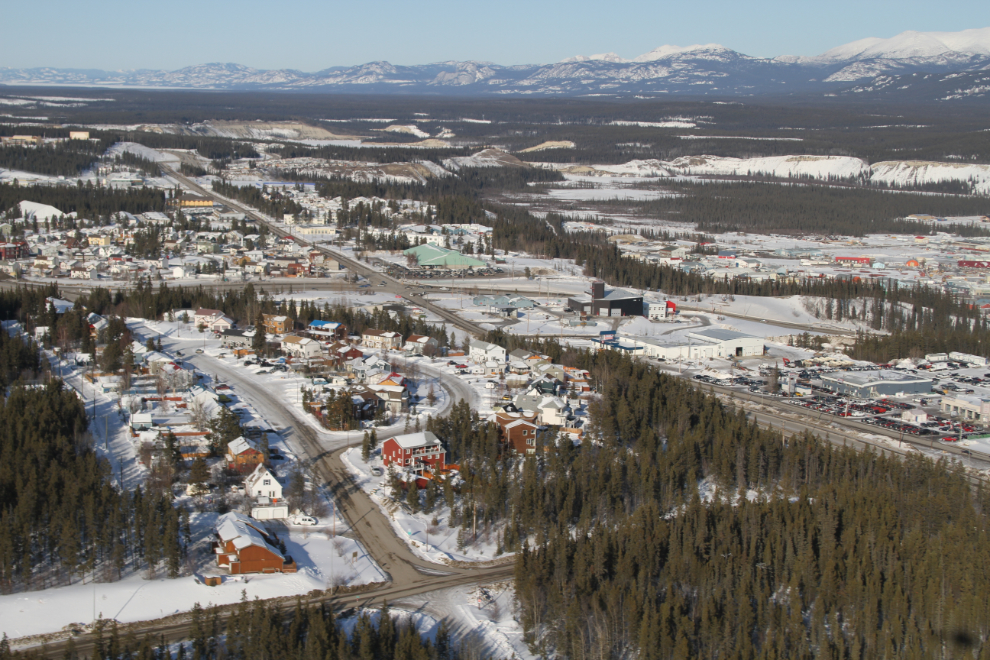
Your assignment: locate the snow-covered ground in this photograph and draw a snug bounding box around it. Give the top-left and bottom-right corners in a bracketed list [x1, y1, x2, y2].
[0, 512, 384, 640]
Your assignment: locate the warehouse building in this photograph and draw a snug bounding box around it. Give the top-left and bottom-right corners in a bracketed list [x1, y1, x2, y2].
[567, 282, 643, 317]
[402, 244, 487, 270]
[603, 328, 763, 361]
[819, 370, 933, 398]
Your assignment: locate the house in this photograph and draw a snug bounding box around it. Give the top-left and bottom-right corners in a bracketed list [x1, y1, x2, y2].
[194, 308, 225, 327]
[221, 329, 252, 349]
[490, 412, 541, 455]
[362, 328, 402, 350]
[263, 314, 293, 335]
[381, 432, 446, 486]
[226, 436, 265, 471]
[213, 512, 295, 575]
[403, 334, 439, 355]
[307, 320, 347, 341]
[243, 463, 283, 501]
[281, 335, 323, 360]
[129, 412, 153, 432]
[469, 340, 506, 364]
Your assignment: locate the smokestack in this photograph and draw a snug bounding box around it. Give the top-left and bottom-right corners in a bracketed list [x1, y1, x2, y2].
[591, 281, 605, 300]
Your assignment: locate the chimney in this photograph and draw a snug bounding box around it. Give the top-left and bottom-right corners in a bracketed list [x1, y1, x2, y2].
[591, 281, 605, 300]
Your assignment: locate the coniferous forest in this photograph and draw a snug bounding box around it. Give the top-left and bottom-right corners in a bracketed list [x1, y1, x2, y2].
[420, 349, 990, 659]
[0, 379, 186, 593]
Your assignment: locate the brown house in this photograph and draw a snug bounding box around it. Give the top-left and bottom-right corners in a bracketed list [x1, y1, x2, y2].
[213, 512, 296, 575]
[263, 314, 293, 335]
[491, 412, 541, 456]
[226, 436, 265, 471]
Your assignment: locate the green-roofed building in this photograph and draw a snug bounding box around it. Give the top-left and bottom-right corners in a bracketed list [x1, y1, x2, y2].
[403, 244, 487, 270]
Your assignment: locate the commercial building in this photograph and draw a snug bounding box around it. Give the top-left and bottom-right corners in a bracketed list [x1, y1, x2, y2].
[567, 282, 644, 317]
[819, 370, 933, 398]
[402, 244, 487, 270]
[940, 395, 990, 423]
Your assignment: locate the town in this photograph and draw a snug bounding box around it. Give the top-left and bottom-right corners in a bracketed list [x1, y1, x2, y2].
[3, 45, 990, 658]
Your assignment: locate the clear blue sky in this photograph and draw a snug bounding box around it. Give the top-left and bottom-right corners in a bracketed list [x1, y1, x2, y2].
[2, 0, 985, 70]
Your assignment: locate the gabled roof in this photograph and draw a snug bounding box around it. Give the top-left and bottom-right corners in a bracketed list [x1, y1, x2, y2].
[244, 463, 278, 490]
[215, 512, 283, 558]
[227, 436, 261, 456]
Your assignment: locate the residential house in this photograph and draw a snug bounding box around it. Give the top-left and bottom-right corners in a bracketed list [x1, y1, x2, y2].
[403, 334, 439, 355]
[469, 340, 506, 364]
[381, 431, 446, 487]
[307, 320, 347, 341]
[490, 412, 541, 456]
[213, 512, 295, 575]
[263, 314, 293, 335]
[243, 463, 283, 501]
[281, 335, 323, 361]
[362, 329, 402, 350]
[226, 437, 265, 472]
[221, 329, 252, 349]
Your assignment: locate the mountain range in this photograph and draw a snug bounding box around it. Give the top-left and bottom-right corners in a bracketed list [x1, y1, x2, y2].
[2, 28, 989, 102]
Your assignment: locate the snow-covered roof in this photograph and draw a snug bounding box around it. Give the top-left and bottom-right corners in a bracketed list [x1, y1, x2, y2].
[215, 512, 282, 557]
[227, 436, 261, 456]
[389, 431, 441, 449]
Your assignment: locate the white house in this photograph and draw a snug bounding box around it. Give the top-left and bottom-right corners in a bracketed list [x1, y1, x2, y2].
[281, 335, 323, 360]
[403, 334, 439, 355]
[469, 340, 506, 364]
[244, 463, 283, 501]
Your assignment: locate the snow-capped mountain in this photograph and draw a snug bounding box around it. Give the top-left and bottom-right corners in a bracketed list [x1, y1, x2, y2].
[2, 28, 989, 101]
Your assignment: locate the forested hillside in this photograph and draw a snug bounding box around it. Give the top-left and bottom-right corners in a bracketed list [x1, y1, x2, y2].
[420, 348, 990, 658]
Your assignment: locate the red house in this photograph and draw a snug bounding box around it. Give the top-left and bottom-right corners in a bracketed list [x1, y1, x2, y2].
[381, 432, 446, 487]
[491, 412, 541, 456]
[834, 256, 871, 265]
[213, 512, 296, 575]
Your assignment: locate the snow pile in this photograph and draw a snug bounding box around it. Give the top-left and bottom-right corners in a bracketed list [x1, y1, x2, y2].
[870, 160, 990, 195]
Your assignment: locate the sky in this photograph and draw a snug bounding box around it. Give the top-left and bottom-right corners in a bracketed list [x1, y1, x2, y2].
[1, 0, 986, 71]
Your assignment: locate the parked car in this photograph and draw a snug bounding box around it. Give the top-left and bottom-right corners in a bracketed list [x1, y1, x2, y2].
[290, 515, 318, 526]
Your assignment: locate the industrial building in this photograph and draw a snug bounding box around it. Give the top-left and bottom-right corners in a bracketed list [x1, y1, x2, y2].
[402, 244, 487, 270]
[600, 328, 763, 361]
[567, 282, 644, 317]
[819, 370, 933, 398]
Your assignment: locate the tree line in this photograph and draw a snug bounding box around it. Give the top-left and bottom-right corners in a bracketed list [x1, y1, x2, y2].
[1, 599, 470, 660]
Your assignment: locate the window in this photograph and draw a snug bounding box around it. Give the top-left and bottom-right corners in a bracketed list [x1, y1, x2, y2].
[263, 479, 271, 485]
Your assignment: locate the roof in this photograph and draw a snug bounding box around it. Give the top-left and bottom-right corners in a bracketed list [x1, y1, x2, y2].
[309, 320, 342, 329]
[215, 512, 282, 558]
[689, 328, 758, 342]
[388, 431, 442, 449]
[244, 463, 278, 490]
[600, 288, 642, 301]
[402, 243, 487, 268]
[227, 436, 261, 456]
[281, 335, 315, 345]
[821, 370, 933, 388]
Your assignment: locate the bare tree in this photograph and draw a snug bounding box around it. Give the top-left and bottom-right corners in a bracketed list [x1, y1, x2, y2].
[189, 397, 209, 431]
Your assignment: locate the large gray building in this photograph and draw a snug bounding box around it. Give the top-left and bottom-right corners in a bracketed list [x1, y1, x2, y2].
[567, 282, 643, 317]
[819, 370, 933, 398]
